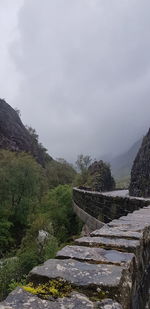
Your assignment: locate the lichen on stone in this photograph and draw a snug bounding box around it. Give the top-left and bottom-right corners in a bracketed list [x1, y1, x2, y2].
[23, 279, 72, 300]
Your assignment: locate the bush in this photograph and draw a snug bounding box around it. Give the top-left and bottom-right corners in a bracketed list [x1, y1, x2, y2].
[0, 150, 47, 257]
[41, 185, 82, 243]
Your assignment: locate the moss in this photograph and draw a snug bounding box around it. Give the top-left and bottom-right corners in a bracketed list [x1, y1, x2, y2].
[75, 285, 119, 303]
[23, 279, 72, 299]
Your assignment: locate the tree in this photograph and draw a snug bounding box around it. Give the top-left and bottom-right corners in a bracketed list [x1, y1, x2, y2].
[25, 126, 39, 143]
[75, 154, 92, 173]
[41, 185, 82, 243]
[75, 155, 92, 186]
[14, 108, 21, 117]
[0, 150, 47, 256]
[46, 159, 76, 188]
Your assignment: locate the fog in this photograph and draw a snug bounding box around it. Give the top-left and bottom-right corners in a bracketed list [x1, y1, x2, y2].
[1, 0, 150, 161]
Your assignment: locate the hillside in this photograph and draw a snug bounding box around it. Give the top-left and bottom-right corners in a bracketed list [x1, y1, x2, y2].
[0, 99, 52, 166]
[110, 138, 142, 181]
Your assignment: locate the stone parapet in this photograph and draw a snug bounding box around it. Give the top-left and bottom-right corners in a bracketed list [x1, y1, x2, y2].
[1, 194, 150, 309]
[73, 188, 149, 224]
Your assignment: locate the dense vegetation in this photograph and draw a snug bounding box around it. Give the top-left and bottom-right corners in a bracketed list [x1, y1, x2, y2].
[0, 102, 116, 301]
[0, 150, 81, 300]
[0, 150, 115, 300]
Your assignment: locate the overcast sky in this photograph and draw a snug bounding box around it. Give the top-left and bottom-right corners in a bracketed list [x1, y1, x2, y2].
[0, 0, 150, 161]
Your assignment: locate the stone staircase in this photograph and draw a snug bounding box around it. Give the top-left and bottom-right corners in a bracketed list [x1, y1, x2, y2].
[1, 206, 150, 309]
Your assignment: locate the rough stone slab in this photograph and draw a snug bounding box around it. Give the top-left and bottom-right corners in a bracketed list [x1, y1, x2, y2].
[108, 221, 149, 232]
[75, 236, 140, 253]
[101, 190, 150, 201]
[29, 258, 124, 289]
[0, 287, 95, 309]
[56, 245, 135, 266]
[96, 298, 123, 308]
[0, 288, 123, 309]
[91, 226, 142, 239]
[119, 214, 150, 222]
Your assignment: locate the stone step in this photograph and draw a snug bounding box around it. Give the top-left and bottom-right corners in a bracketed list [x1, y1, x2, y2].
[118, 214, 150, 222]
[0, 287, 94, 309]
[28, 259, 132, 309]
[28, 258, 124, 289]
[91, 226, 142, 239]
[107, 220, 148, 232]
[27, 258, 130, 307]
[56, 245, 135, 266]
[75, 236, 140, 253]
[0, 287, 123, 309]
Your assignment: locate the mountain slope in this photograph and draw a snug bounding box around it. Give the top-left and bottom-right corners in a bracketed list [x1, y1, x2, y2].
[0, 99, 52, 166]
[110, 138, 142, 180]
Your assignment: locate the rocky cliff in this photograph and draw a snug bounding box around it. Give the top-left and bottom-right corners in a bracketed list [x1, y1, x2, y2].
[88, 160, 115, 192]
[129, 128, 150, 197]
[0, 99, 52, 166]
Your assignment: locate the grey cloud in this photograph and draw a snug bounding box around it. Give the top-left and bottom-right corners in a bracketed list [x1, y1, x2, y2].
[8, 0, 150, 161]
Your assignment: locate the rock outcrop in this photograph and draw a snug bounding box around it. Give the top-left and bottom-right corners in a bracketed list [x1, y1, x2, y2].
[129, 128, 150, 197]
[0, 99, 52, 166]
[88, 160, 115, 192]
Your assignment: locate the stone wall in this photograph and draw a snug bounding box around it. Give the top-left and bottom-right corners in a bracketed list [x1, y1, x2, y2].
[73, 188, 149, 224]
[1, 203, 150, 309]
[1, 190, 150, 309]
[73, 202, 104, 232]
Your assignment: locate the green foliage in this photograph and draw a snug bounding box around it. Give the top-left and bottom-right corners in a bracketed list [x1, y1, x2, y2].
[115, 175, 130, 189]
[0, 220, 14, 256]
[74, 157, 115, 192]
[42, 235, 59, 260]
[8, 277, 27, 294]
[0, 150, 47, 257]
[46, 159, 76, 188]
[74, 172, 93, 187]
[74, 154, 92, 186]
[0, 258, 20, 300]
[41, 185, 82, 243]
[0, 151, 82, 301]
[25, 126, 51, 166]
[18, 248, 40, 275]
[0, 249, 40, 300]
[76, 154, 92, 173]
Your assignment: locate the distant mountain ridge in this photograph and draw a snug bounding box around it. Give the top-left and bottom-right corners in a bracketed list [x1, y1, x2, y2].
[0, 99, 52, 166]
[110, 138, 142, 180]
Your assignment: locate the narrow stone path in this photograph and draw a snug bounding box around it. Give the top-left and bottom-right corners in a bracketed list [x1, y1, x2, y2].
[1, 205, 150, 309]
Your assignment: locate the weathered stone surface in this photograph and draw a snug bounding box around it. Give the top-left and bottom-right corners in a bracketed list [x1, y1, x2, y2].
[75, 236, 140, 253]
[129, 127, 150, 197]
[0, 288, 95, 309]
[108, 220, 150, 232]
[88, 160, 115, 192]
[73, 202, 104, 232]
[91, 226, 142, 239]
[56, 245, 135, 266]
[101, 190, 150, 201]
[96, 298, 123, 308]
[0, 288, 123, 309]
[0, 99, 52, 166]
[73, 188, 149, 226]
[29, 259, 124, 290]
[2, 189, 150, 309]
